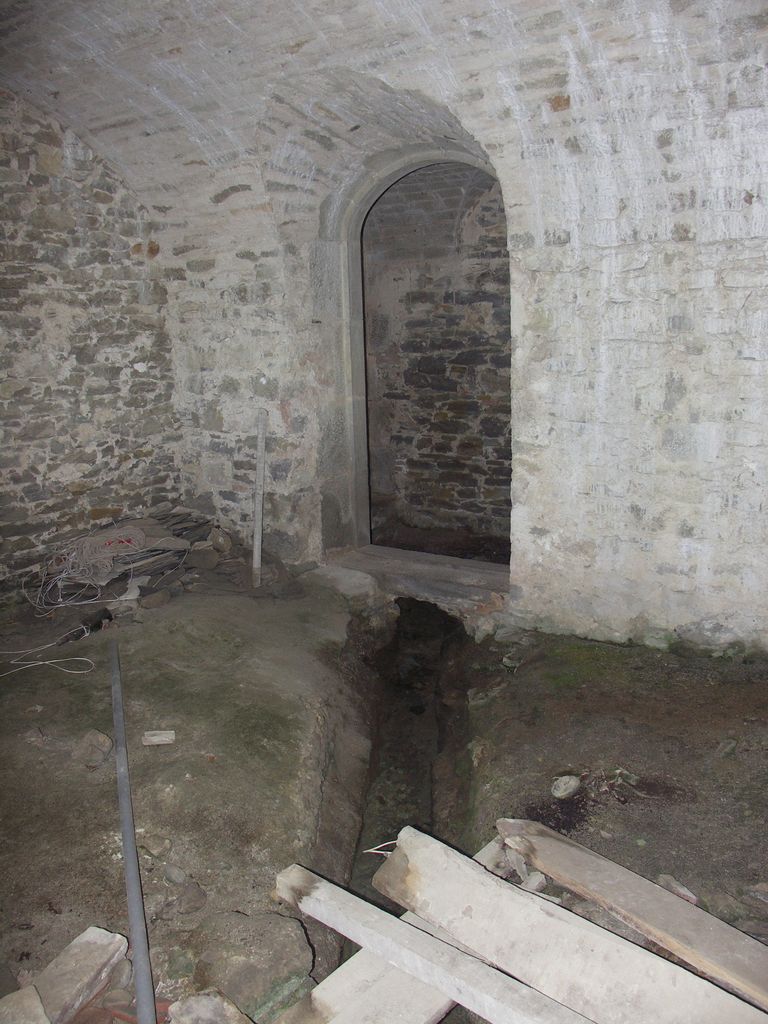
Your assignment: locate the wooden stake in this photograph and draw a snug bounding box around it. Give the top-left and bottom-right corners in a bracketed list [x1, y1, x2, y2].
[252, 407, 268, 588]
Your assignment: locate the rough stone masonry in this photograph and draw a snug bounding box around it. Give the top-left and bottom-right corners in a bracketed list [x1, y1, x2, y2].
[363, 162, 511, 554]
[0, 1, 767, 651]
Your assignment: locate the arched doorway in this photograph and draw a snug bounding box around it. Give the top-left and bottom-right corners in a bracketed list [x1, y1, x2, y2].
[360, 162, 511, 563]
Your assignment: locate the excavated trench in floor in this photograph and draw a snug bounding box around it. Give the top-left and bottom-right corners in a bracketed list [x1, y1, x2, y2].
[326, 590, 768, 1022]
[337, 597, 486, 1024]
[347, 597, 469, 909]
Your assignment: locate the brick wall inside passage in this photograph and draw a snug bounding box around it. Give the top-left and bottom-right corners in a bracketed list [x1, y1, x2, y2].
[362, 163, 511, 556]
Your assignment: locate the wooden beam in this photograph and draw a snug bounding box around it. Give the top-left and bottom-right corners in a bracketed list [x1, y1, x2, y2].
[372, 827, 767, 1024]
[497, 818, 768, 1013]
[274, 837, 511, 1024]
[274, 946, 452, 1024]
[276, 863, 592, 1024]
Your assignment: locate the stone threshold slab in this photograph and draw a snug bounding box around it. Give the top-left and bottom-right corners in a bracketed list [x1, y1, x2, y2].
[331, 544, 510, 594]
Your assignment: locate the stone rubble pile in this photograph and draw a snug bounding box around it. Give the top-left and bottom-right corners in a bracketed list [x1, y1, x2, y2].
[0, 926, 254, 1024]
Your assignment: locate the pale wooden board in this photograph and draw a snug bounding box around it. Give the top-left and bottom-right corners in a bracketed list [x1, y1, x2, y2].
[273, 838, 508, 1024]
[373, 827, 768, 1024]
[277, 864, 592, 1024]
[497, 818, 768, 1013]
[275, 944, 451, 1024]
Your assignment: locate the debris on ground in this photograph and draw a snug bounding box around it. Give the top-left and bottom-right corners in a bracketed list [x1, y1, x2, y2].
[164, 864, 187, 886]
[551, 775, 581, 799]
[142, 731, 176, 746]
[140, 835, 172, 859]
[23, 506, 227, 613]
[657, 874, 698, 904]
[167, 990, 253, 1024]
[71, 731, 113, 769]
[188, 543, 219, 571]
[163, 882, 207, 917]
[0, 927, 129, 1024]
[0, 985, 50, 1024]
[715, 738, 738, 758]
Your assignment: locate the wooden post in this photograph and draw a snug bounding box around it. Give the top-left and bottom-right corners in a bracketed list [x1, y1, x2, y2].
[252, 407, 268, 588]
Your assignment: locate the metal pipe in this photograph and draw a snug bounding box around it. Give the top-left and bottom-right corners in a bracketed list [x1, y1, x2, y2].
[109, 640, 157, 1024]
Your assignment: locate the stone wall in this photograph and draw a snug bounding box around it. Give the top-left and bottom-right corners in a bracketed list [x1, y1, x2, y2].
[2, 2, 768, 648]
[0, 92, 181, 592]
[362, 163, 511, 558]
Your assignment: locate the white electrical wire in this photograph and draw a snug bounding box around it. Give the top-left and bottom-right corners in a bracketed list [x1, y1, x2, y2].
[0, 626, 95, 679]
[22, 521, 194, 615]
[363, 839, 398, 857]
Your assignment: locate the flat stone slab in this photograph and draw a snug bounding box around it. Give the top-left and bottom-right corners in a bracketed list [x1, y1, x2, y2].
[34, 927, 127, 1024]
[0, 986, 50, 1024]
[168, 990, 253, 1023]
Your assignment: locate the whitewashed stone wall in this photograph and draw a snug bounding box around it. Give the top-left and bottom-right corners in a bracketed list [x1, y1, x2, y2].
[0, 1, 767, 648]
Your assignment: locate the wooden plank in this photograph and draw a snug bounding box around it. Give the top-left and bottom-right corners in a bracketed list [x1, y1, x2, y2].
[274, 837, 509, 1024]
[373, 827, 768, 1024]
[497, 818, 768, 1013]
[277, 947, 453, 1024]
[276, 863, 592, 1024]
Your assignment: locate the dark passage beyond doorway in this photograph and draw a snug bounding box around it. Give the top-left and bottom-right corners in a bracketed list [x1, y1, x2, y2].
[361, 162, 512, 564]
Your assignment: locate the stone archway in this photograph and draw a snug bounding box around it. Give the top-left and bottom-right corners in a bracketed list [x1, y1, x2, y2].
[260, 70, 521, 558]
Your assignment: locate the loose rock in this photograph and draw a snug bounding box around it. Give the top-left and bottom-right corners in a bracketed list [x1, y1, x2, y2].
[168, 990, 252, 1024]
[72, 729, 113, 768]
[177, 881, 208, 914]
[108, 957, 132, 991]
[520, 870, 547, 892]
[163, 881, 207, 918]
[0, 986, 49, 1024]
[188, 543, 219, 570]
[101, 988, 132, 1010]
[165, 863, 188, 886]
[142, 730, 176, 746]
[551, 775, 581, 799]
[209, 527, 232, 554]
[140, 834, 172, 858]
[704, 892, 746, 922]
[656, 874, 698, 904]
[34, 926, 127, 1024]
[139, 588, 171, 609]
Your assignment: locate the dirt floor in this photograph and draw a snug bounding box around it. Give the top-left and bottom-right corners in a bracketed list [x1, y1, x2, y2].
[435, 623, 768, 942]
[2, 565, 767, 1022]
[0, 563, 377, 1021]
